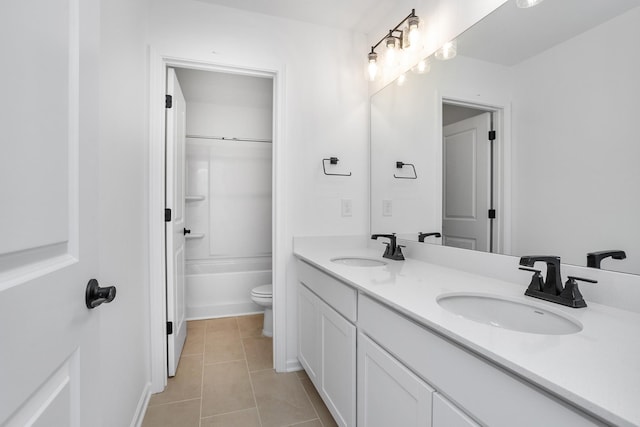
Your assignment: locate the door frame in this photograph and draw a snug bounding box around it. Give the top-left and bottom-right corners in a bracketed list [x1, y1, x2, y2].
[147, 51, 287, 392]
[436, 92, 512, 255]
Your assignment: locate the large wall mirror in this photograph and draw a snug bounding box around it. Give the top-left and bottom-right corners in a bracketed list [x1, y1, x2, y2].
[370, 0, 640, 275]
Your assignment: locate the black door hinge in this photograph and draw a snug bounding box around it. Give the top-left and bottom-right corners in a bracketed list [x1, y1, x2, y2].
[165, 94, 173, 109]
[488, 209, 496, 219]
[165, 208, 171, 222]
[488, 130, 496, 141]
[167, 321, 173, 335]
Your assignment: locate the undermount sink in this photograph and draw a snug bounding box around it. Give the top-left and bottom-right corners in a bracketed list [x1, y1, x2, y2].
[437, 293, 582, 335]
[330, 257, 387, 267]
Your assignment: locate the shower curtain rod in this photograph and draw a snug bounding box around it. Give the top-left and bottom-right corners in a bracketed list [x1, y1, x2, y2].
[186, 134, 272, 143]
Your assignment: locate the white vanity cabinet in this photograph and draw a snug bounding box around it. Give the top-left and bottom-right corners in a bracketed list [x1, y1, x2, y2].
[358, 294, 604, 427]
[432, 393, 479, 427]
[297, 261, 357, 427]
[358, 332, 434, 427]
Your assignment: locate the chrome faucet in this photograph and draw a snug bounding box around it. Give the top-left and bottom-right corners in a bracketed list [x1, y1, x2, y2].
[371, 233, 405, 260]
[519, 255, 597, 308]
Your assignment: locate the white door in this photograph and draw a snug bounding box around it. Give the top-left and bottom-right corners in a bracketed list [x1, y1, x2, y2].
[357, 333, 433, 427]
[298, 283, 320, 384]
[442, 113, 491, 251]
[320, 299, 356, 427]
[165, 67, 187, 377]
[0, 0, 104, 425]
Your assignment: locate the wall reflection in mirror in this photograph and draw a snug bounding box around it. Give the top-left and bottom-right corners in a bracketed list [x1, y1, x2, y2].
[370, 0, 640, 275]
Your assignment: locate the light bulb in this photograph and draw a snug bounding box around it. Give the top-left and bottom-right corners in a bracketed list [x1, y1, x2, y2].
[435, 40, 457, 60]
[367, 52, 378, 81]
[407, 16, 420, 48]
[397, 73, 406, 86]
[413, 58, 430, 74]
[516, 0, 544, 8]
[385, 36, 399, 66]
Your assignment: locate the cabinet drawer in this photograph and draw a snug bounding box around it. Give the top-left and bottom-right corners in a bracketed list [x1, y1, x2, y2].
[297, 260, 357, 322]
[358, 295, 604, 427]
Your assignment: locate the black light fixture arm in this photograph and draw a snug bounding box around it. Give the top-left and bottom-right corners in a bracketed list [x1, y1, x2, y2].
[370, 9, 417, 52]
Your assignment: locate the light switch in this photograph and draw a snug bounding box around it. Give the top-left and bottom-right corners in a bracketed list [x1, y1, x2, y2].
[383, 200, 392, 216]
[341, 199, 353, 217]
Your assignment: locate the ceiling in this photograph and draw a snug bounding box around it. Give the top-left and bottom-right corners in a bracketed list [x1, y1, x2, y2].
[193, 0, 410, 34]
[458, 0, 640, 66]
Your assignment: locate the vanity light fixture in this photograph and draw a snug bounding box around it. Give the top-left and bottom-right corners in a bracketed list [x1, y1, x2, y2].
[516, 0, 545, 8]
[366, 9, 421, 81]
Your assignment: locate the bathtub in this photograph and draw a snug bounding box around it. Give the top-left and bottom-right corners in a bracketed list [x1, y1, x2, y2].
[186, 257, 272, 320]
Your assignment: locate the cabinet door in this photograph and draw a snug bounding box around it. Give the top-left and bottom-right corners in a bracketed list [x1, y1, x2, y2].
[433, 393, 479, 427]
[298, 283, 320, 384]
[358, 333, 434, 427]
[320, 300, 357, 427]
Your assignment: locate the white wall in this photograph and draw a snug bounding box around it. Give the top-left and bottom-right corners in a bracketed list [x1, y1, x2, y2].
[176, 68, 273, 139]
[185, 139, 272, 260]
[149, 0, 370, 368]
[511, 7, 640, 274]
[99, 0, 151, 424]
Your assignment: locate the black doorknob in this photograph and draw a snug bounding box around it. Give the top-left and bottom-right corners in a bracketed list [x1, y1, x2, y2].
[85, 279, 116, 309]
[183, 228, 191, 235]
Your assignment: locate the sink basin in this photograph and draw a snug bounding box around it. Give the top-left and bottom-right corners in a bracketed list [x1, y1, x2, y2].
[437, 293, 582, 335]
[330, 257, 387, 267]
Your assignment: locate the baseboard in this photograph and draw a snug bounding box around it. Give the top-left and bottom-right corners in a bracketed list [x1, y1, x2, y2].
[285, 358, 303, 372]
[187, 303, 263, 320]
[130, 381, 151, 427]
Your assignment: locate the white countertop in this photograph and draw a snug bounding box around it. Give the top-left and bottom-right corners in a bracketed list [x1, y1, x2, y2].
[294, 242, 640, 426]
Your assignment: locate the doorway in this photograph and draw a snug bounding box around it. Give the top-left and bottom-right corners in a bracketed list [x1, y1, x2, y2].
[442, 101, 503, 253]
[149, 57, 286, 392]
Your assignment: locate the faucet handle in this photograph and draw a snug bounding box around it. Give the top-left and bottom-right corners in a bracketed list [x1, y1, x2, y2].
[560, 276, 597, 308]
[519, 267, 544, 292]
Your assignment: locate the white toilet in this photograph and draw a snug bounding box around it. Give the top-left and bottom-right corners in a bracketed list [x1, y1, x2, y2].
[250, 284, 273, 337]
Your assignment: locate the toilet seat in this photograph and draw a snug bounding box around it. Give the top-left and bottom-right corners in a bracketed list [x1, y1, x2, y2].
[251, 284, 272, 297]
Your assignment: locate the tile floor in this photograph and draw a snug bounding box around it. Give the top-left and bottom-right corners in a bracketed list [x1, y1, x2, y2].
[142, 314, 338, 427]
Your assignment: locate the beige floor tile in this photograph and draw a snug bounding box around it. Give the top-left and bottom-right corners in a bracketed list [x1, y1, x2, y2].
[149, 355, 203, 406]
[296, 369, 310, 381]
[204, 332, 245, 364]
[183, 327, 205, 356]
[237, 313, 264, 338]
[299, 377, 338, 427]
[201, 360, 255, 417]
[187, 319, 207, 330]
[205, 317, 240, 337]
[201, 408, 261, 427]
[252, 370, 317, 427]
[288, 420, 323, 427]
[142, 399, 200, 427]
[243, 336, 273, 372]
